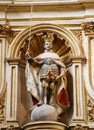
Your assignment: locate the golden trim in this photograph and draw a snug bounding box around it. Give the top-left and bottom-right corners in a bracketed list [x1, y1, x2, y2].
[10, 66, 16, 118]
[1, 15, 94, 22]
[0, 40, 2, 86]
[0, 4, 85, 12]
[22, 121, 67, 130]
[0, 35, 6, 38]
[58, 24, 81, 28]
[88, 37, 94, 91]
[5, 17, 84, 21]
[6, 58, 26, 68]
[9, 24, 81, 29]
[0, 18, 5, 21]
[0, 2, 94, 13]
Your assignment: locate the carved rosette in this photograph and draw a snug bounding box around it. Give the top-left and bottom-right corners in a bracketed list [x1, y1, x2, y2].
[87, 96, 94, 122]
[81, 21, 94, 34]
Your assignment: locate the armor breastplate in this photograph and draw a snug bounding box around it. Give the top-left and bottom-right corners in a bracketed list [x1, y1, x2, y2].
[40, 58, 60, 78]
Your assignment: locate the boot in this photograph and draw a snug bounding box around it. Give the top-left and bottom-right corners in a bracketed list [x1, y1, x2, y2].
[37, 87, 45, 106]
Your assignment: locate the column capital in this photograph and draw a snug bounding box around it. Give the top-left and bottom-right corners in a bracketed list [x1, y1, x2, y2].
[0, 24, 13, 35]
[6, 58, 26, 68]
[81, 21, 94, 35]
[70, 56, 86, 63]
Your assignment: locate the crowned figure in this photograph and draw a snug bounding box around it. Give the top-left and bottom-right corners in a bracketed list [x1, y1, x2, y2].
[25, 33, 70, 119]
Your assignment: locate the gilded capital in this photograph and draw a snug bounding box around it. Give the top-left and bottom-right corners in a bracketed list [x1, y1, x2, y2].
[0, 24, 12, 35]
[81, 21, 94, 34]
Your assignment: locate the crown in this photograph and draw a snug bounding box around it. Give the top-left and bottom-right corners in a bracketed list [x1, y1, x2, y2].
[42, 33, 54, 43]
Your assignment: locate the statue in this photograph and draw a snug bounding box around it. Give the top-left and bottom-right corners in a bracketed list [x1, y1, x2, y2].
[25, 33, 70, 120]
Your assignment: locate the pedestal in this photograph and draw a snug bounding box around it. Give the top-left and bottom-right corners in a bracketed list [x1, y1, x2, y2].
[22, 121, 67, 130]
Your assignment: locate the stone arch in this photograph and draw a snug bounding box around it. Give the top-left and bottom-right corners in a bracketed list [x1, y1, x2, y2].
[9, 23, 83, 58]
[6, 23, 85, 125]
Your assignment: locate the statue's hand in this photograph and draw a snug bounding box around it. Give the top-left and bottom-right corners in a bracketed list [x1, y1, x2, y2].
[25, 51, 31, 59]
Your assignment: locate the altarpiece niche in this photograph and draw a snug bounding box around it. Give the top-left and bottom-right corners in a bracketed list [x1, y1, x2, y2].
[24, 32, 72, 124]
[6, 23, 86, 130]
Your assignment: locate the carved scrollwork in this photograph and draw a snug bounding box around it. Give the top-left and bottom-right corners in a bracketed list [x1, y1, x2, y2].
[0, 24, 14, 44]
[0, 24, 12, 34]
[0, 96, 5, 124]
[57, 34, 65, 40]
[71, 124, 84, 130]
[71, 30, 82, 42]
[87, 98, 94, 122]
[81, 21, 94, 34]
[6, 125, 20, 130]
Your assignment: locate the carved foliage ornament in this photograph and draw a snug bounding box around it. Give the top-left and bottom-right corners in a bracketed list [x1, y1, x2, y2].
[71, 124, 89, 130]
[71, 30, 82, 42]
[0, 24, 14, 44]
[0, 24, 11, 34]
[87, 98, 94, 122]
[73, 124, 83, 130]
[81, 21, 94, 34]
[6, 125, 20, 130]
[0, 99, 5, 123]
[69, 124, 86, 130]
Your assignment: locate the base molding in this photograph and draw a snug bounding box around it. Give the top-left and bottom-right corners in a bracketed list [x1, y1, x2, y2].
[21, 121, 67, 130]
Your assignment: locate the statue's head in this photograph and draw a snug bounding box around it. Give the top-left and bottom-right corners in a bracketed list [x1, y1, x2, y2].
[44, 41, 52, 51]
[43, 33, 54, 51]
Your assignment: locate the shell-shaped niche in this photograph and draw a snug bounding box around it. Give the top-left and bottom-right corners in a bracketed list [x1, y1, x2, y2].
[19, 31, 72, 66]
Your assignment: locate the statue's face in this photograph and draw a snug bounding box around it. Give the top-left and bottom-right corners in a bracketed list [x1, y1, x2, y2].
[44, 41, 52, 51]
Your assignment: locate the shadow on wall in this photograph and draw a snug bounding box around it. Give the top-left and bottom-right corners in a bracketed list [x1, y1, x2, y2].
[17, 67, 33, 126]
[58, 70, 73, 125]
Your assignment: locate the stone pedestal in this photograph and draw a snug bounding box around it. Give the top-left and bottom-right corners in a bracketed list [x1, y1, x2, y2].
[22, 104, 67, 130]
[22, 121, 67, 130]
